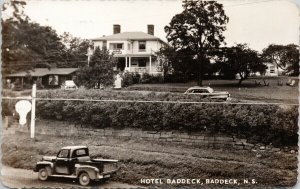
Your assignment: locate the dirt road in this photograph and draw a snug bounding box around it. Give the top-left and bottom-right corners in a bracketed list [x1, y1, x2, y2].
[1, 165, 142, 189]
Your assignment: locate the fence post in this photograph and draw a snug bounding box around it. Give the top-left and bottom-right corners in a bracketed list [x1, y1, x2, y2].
[30, 84, 36, 138]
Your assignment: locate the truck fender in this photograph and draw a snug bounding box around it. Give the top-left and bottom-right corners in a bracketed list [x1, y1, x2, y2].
[36, 162, 54, 175]
[75, 165, 99, 180]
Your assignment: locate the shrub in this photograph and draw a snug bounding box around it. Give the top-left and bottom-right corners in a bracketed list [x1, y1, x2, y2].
[164, 74, 189, 83]
[122, 72, 141, 87]
[2, 99, 17, 116]
[35, 94, 299, 147]
[140, 73, 164, 84]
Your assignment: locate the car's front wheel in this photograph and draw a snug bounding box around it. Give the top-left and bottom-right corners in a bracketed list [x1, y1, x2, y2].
[38, 168, 49, 181]
[79, 172, 90, 186]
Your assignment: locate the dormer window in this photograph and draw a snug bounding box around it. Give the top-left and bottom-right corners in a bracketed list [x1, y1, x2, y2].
[139, 41, 146, 51]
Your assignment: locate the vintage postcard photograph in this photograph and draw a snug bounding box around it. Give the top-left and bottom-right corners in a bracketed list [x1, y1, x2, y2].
[1, 0, 299, 188]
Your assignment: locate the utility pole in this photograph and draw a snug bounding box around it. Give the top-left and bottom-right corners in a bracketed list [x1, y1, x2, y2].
[30, 84, 36, 138]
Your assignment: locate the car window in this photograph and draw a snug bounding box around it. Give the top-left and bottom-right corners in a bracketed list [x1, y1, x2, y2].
[57, 149, 69, 158]
[72, 148, 89, 158]
[193, 89, 208, 93]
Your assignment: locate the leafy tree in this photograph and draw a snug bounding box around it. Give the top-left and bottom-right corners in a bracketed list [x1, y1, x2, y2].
[75, 47, 116, 88]
[156, 46, 175, 76]
[2, 1, 86, 78]
[2, 0, 35, 75]
[157, 46, 198, 82]
[286, 44, 300, 76]
[60, 32, 90, 68]
[262, 44, 299, 76]
[219, 44, 266, 85]
[164, 0, 229, 86]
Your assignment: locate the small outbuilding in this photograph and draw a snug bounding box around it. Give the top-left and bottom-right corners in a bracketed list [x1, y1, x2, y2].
[6, 68, 79, 89]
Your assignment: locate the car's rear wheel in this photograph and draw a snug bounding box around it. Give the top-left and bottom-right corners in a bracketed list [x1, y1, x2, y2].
[38, 168, 49, 181]
[79, 172, 90, 186]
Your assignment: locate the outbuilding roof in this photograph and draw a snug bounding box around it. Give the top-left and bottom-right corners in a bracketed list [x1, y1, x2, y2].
[7, 68, 79, 77]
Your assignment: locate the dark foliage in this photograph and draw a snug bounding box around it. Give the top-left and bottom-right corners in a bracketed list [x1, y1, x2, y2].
[75, 47, 116, 88]
[164, 0, 229, 86]
[2, 1, 90, 79]
[34, 90, 298, 147]
[215, 44, 267, 85]
[140, 73, 164, 84]
[121, 72, 141, 87]
[262, 44, 299, 76]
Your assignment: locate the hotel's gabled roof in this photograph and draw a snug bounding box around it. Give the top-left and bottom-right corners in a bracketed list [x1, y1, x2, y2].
[91, 31, 165, 43]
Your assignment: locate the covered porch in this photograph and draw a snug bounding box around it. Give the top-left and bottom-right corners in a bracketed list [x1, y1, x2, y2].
[116, 54, 162, 75]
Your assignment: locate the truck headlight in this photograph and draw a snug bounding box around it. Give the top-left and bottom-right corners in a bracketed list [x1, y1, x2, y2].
[94, 168, 99, 172]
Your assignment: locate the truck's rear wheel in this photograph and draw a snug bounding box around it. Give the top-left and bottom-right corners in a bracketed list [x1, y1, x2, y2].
[79, 172, 90, 186]
[38, 168, 48, 181]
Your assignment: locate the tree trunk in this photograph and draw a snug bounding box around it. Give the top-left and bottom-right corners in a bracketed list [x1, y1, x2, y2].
[198, 54, 203, 86]
[238, 79, 243, 86]
[198, 75, 203, 86]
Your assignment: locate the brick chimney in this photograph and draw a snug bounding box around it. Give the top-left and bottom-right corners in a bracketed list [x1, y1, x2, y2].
[147, 25, 154, 35]
[113, 24, 121, 34]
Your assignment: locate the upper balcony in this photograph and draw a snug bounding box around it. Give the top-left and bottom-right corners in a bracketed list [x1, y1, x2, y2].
[107, 40, 159, 56]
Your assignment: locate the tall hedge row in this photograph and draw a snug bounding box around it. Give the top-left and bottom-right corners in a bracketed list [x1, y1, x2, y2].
[36, 89, 222, 102]
[36, 99, 298, 146]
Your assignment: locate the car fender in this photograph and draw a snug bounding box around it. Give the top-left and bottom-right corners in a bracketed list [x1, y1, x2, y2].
[35, 161, 54, 175]
[75, 164, 99, 180]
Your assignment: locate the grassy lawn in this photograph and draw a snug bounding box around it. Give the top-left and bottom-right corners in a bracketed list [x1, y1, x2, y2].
[3, 76, 298, 104]
[125, 76, 298, 103]
[2, 131, 297, 188]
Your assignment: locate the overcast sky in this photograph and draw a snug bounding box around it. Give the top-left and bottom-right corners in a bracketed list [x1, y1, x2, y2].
[22, 0, 299, 51]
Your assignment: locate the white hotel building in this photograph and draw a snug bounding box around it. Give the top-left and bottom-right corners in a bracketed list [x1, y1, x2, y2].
[88, 25, 167, 75]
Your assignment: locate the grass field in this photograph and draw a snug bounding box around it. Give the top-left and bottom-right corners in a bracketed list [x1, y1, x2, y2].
[3, 76, 298, 104]
[2, 130, 297, 188]
[126, 76, 299, 103]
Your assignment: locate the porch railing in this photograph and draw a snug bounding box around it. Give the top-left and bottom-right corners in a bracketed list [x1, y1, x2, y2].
[129, 67, 149, 73]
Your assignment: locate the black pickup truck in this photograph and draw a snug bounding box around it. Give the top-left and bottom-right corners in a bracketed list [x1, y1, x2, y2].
[34, 146, 119, 186]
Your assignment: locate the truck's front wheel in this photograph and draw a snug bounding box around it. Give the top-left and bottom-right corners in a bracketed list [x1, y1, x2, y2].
[38, 168, 48, 181]
[79, 172, 90, 186]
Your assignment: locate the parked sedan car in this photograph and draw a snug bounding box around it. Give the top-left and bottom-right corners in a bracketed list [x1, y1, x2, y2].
[61, 80, 78, 90]
[184, 86, 230, 101]
[34, 146, 119, 186]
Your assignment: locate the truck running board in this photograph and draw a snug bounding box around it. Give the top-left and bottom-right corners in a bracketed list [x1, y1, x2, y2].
[50, 174, 77, 179]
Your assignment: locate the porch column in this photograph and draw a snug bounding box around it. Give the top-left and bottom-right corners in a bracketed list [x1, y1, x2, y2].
[149, 56, 152, 74]
[21, 77, 24, 88]
[125, 56, 128, 71]
[129, 57, 131, 72]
